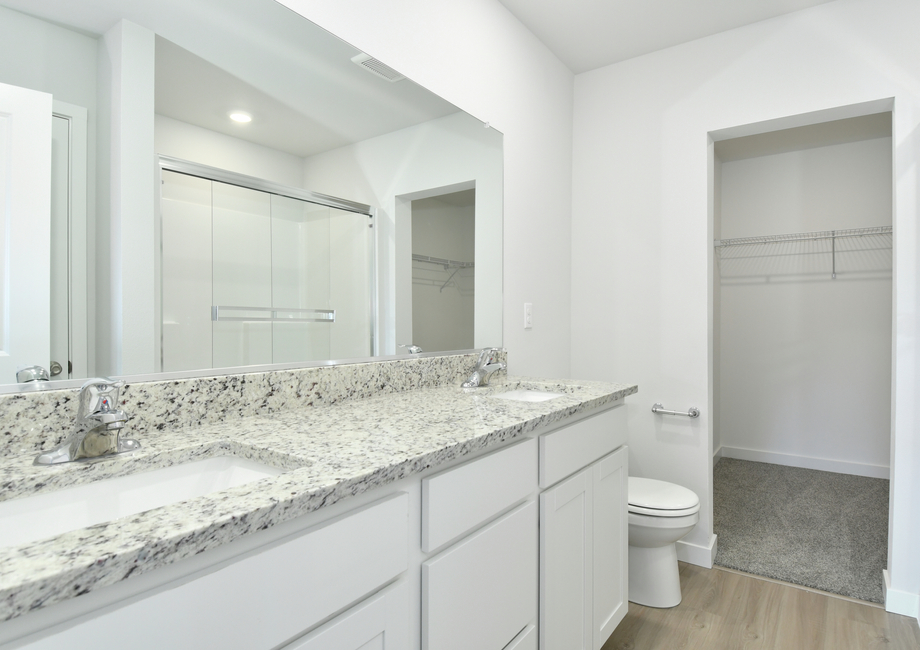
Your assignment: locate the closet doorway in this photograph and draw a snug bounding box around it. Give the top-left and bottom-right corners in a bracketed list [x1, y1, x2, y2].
[409, 189, 475, 353]
[711, 112, 893, 603]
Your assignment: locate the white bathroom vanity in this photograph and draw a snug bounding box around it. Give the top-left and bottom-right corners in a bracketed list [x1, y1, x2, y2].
[0, 356, 635, 650]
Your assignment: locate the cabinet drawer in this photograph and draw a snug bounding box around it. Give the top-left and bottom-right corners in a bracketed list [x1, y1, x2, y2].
[422, 500, 537, 650]
[281, 581, 408, 650]
[422, 438, 536, 552]
[539, 402, 626, 488]
[505, 625, 537, 650]
[21, 493, 409, 650]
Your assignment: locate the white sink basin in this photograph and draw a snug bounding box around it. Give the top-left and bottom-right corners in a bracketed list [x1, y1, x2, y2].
[490, 389, 564, 402]
[0, 456, 284, 548]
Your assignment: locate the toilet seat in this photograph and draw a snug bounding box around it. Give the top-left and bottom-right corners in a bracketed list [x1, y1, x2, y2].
[628, 477, 700, 517]
[628, 503, 700, 517]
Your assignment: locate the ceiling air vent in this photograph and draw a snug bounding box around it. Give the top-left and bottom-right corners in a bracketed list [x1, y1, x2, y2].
[351, 53, 406, 83]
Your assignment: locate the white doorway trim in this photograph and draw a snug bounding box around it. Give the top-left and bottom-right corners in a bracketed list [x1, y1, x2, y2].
[52, 99, 89, 380]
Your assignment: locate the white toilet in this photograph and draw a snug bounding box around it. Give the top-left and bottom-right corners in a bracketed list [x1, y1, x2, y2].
[627, 477, 700, 608]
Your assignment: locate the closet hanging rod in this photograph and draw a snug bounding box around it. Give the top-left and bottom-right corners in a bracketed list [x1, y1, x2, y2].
[714, 225, 892, 248]
[412, 254, 474, 269]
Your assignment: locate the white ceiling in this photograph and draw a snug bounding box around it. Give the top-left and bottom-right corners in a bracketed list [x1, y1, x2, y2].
[3, 0, 460, 158]
[497, 0, 839, 73]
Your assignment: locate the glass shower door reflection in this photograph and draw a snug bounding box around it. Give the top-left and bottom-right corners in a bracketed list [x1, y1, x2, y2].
[211, 182, 273, 369]
[160, 169, 373, 373]
[270, 195, 331, 363]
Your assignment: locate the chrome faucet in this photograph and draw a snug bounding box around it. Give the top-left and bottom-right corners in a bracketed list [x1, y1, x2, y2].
[34, 378, 139, 465]
[461, 348, 506, 388]
[16, 365, 50, 383]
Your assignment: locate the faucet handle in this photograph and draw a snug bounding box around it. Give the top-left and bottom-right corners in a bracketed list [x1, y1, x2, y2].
[476, 347, 500, 365]
[78, 377, 126, 416]
[462, 348, 504, 388]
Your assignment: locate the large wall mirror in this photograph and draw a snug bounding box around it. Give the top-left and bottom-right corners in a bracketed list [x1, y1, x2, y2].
[0, 0, 502, 389]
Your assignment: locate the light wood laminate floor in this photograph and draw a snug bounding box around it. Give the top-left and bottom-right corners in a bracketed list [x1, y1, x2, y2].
[603, 563, 920, 649]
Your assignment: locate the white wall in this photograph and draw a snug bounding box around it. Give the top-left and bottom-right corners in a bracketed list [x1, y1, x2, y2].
[571, 0, 920, 616]
[718, 137, 892, 478]
[155, 115, 305, 188]
[97, 20, 157, 377]
[278, 0, 575, 378]
[0, 6, 97, 110]
[301, 112, 502, 355]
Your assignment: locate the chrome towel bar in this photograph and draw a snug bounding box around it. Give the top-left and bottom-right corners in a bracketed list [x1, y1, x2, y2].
[652, 403, 700, 419]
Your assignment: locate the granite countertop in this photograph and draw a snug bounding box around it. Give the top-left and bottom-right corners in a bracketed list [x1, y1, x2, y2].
[0, 376, 636, 623]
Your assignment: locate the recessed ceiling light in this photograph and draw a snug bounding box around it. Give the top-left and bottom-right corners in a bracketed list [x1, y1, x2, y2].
[229, 112, 252, 123]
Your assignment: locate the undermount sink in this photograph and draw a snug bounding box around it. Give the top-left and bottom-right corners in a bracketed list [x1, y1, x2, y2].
[0, 456, 284, 549]
[490, 388, 564, 402]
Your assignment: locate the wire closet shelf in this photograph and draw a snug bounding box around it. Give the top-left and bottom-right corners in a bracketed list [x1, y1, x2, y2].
[412, 254, 474, 293]
[411, 254, 474, 269]
[714, 225, 892, 280]
[714, 225, 892, 248]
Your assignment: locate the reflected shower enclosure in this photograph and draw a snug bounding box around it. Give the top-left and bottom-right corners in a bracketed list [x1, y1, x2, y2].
[159, 162, 374, 372]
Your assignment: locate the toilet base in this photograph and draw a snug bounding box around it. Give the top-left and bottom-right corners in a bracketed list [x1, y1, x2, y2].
[628, 542, 681, 608]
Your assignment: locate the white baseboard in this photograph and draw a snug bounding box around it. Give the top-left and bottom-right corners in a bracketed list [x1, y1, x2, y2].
[720, 446, 889, 479]
[713, 445, 723, 463]
[677, 534, 717, 569]
[884, 569, 920, 621]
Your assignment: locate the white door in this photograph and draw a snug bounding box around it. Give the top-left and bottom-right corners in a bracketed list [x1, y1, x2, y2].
[0, 82, 52, 383]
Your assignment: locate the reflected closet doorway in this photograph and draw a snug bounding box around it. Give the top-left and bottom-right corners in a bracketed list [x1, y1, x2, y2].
[409, 189, 475, 353]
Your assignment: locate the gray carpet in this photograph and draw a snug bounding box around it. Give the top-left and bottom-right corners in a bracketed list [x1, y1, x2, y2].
[713, 458, 889, 603]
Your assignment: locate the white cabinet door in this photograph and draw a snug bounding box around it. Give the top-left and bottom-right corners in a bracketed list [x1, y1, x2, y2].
[540, 469, 590, 650]
[541, 446, 629, 650]
[422, 500, 537, 650]
[0, 82, 52, 383]
[592, 447, 628, 649]
[283, 581, 408, 650]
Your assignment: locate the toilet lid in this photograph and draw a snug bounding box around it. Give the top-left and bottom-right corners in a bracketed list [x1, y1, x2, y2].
[628, 477, 700, 512]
